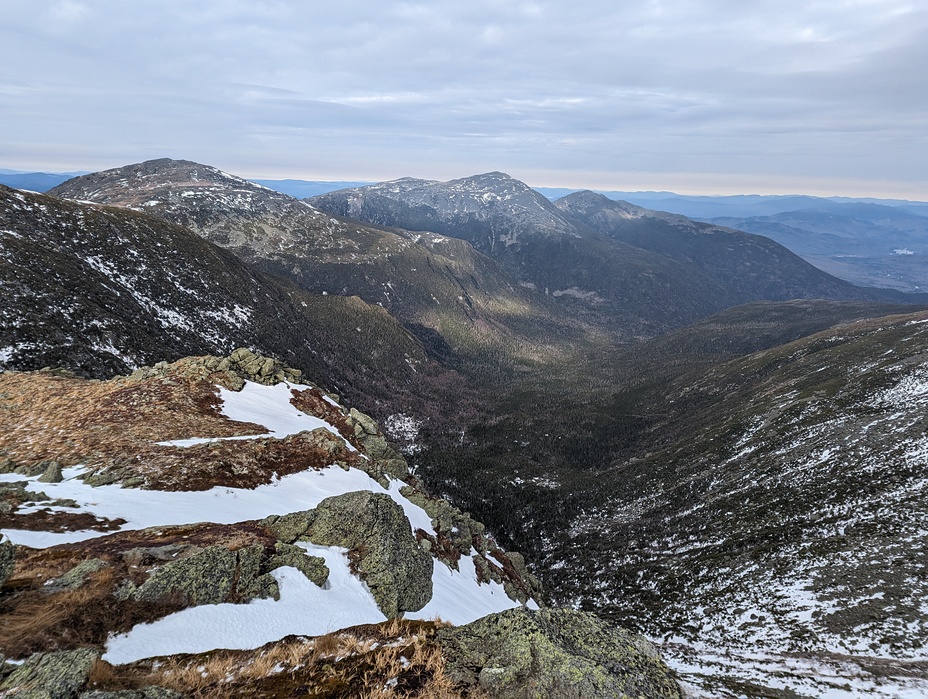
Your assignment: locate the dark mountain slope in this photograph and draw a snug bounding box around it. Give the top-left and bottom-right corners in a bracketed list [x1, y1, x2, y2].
[50, 160, 596, 373]
[539, 309, 928, 697]
[312, 177, 915, 337]
[554, 190, 908, 304]
[311, 172, 581, 256]
[310, 175, 754, 333]
[0, 184, 448, 414]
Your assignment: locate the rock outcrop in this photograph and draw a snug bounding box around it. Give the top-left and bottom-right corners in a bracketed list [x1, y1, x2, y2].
[264, 543, 329, 587]
[437, 608, 683, 699]
[127, 349, 304, 392]
[0, 648, 99, 699]
[306, 491, 433, 617]
[130, 545, 239, 606]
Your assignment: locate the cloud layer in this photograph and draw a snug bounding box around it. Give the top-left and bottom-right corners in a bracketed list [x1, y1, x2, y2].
[2, 0, 926, 196]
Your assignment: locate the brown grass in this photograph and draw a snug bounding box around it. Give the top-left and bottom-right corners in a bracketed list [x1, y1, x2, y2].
[0, 567, 185, 658]
[0, 371, 364, 492]
[0, 509, 126, 533]
[83, 619, 464, 698]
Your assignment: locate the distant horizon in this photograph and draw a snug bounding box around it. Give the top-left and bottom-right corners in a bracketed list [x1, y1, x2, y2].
[3, 162, 926, 204]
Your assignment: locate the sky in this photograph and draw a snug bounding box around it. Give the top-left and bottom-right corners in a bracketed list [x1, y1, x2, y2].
[1, 0, 926, 198]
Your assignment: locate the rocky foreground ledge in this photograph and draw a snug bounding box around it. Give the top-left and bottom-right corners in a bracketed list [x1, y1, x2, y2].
[0, 351, 683, 697]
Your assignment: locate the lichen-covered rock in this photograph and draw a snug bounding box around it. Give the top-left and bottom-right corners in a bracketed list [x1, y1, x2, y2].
[259, 510, 316, 543]
[49, 559, 109, 591]
[37, 461, 64, 483]
[347, 408, 409, 480]
[1, 535, 13, 588]
[307, 491, 432, 617]
[132, 545, 236, 606]
[264, 543, 329, 587]
[245, 572, 280, 601]
[0, 648, 99, 699]
[233, 543, 264, 597]
[437, 608, 684, 699]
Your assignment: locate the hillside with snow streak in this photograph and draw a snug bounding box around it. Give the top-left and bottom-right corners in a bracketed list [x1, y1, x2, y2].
[0, 352, 541, 673]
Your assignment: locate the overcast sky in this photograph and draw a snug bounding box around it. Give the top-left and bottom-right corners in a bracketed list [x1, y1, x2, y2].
[2, 0, 926, 197]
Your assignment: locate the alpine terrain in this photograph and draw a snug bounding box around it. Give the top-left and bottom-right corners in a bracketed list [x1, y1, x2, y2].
[2, 159, 926, 697]
[0, 352, 682, 698]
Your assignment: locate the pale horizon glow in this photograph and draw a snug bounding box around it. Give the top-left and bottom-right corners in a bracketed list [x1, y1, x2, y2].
[2, 1, 927, 201]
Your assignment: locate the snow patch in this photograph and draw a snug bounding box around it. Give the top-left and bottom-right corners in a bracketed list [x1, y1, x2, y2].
[158, 381, 352, 449]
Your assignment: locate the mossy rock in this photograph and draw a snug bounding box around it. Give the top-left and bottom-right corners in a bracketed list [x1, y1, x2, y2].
[264, 543, 329, 587]
[132, 545, 236, 606]
[437, 608, 684, 699]
[49, 559, 109, 591]
[306, 491, 432, 617]
[260, 510, 316, 543]
[0, 648, 99, 699]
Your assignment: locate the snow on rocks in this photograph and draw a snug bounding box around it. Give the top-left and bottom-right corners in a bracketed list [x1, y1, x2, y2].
[0, 361, 539, 668]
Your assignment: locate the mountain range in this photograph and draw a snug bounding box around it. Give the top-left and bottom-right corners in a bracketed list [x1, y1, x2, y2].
[3, 158, 927, 697]
[309, 173, 920, 333]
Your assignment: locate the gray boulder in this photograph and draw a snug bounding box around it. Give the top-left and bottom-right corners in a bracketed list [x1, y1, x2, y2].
[132, 545, 236, 606]
[307, 491, 432, 617]
[437, 608, 684, 699]
[264, 543, 329, 587]
[1, 535, 13, 588]
[48, 559, 109, 591]
[37, 462, 64, 483]
[0, 648, 99, 699]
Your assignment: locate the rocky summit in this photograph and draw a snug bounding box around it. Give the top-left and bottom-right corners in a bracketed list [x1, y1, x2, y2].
[0, 351, 681, 698]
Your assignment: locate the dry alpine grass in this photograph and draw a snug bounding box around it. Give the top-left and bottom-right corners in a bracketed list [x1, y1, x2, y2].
[0, 521, 276, 658]
[84, 619, 467, 698]
[0, 367, 362, 492]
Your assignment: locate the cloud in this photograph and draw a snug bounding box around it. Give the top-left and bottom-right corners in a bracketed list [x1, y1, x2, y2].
[0, 0, 925, 196]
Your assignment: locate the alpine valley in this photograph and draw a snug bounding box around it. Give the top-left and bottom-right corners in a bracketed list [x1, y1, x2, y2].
[1, 158, 926, 698]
